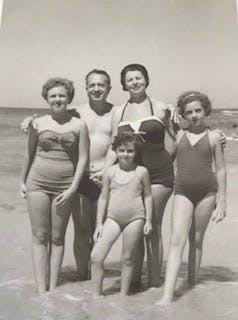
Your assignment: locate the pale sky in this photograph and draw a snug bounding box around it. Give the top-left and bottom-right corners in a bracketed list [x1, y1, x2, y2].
[0, 0, 237, 108]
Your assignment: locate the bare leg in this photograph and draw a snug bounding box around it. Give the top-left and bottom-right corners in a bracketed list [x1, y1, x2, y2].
[49, 196, 73, 291]
[146, 185, 172, 287]
[156, 195, 194, 305]
[188, 195, 216, 285]
[91, 219, 121, 297]
[72, 195, 97, 280]
[27, 192, 51, 294]
[130, 235, 144, 289]
[121, 220, 144, 295]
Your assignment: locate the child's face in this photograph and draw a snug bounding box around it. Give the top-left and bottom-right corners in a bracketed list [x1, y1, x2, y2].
[183, 100, 206, 126]
[116, 142, 136, 165]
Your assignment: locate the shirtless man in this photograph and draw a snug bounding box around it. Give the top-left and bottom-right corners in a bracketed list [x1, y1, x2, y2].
[21, 70, 114, 280]
[72, 70, 114, 280]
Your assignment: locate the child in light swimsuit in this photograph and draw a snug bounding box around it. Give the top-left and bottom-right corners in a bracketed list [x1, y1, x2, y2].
[91, 132, 153, 297]
[157, 91, 227, 306]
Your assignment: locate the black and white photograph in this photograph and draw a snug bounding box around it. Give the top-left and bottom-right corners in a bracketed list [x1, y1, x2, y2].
[0, 1, 237, 319]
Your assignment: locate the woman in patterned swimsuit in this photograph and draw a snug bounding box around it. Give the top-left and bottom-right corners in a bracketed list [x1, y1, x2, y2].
[20, 78, 89, 294]
[104, 64, 178, 287]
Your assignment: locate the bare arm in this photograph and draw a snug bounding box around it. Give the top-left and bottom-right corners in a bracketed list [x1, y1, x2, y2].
[70, 121, 89, 191]
[55, 120, 89, 205]
[103, 106, 122, 170]
[93, 168, 111, 241]
[211, 132, 227, 222]
[20, 122, 38, 197]
[163, 113, 177, 161]
[139, 167, 153, 235]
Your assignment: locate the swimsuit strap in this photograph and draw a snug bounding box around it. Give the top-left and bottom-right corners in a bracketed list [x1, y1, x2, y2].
[120, 96, 153, 121]
[120, 101, 129, 121]
[148, 97, 154, 115]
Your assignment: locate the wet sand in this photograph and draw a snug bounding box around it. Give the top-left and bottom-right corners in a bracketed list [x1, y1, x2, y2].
[0, 109, 238, 319]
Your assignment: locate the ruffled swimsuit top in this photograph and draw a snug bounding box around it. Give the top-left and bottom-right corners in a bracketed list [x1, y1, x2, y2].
[32, 115, 79, 162]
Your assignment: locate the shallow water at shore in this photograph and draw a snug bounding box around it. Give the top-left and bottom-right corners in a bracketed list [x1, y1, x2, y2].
[0, 107, 238, 319]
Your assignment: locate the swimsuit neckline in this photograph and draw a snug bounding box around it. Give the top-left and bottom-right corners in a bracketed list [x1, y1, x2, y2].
[111, 164, 139, 186]
[38, 129, 78, 138]
[118, 115, 166, 127]
[184, 130, 208, 148]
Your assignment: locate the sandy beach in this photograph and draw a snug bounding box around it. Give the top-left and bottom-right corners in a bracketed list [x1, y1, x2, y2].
[0, 108, 238, 320]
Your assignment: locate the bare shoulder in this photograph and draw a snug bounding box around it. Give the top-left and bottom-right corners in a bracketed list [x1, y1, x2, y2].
[104, 165, 116, 180]
[113, 104, 124, 116]
[208, 129, 220, 144]
[150, 98, 167, 110]
[136, 165, 150, 177]
[176, 129, 185, 142]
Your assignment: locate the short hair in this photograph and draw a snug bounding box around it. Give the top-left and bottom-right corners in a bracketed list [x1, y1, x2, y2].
[111, 131, 142, 164]
[85, 69, 111, 86]
[42, 78, 75, 104]
[177, 91, 212, 117]
[120, 64, 149, 91]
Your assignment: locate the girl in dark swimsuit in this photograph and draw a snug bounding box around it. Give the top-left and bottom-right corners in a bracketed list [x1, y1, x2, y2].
[157, 91, 226, 305]
[104, 64, 178, 287]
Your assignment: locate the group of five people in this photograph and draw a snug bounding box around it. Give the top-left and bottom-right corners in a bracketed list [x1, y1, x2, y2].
[20, 64, 226, 305]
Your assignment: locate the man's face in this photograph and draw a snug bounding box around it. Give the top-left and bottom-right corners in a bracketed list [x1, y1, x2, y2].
[86, 73, 111, 102]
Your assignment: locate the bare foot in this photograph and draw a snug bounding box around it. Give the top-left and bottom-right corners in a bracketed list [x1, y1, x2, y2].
[155, 296, 173, 307]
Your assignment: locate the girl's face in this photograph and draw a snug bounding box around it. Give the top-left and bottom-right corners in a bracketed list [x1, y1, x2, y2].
[124, 70, 147, 95]
[183, 100, 206, 126]
[116, 142, 136, 165]
[47, 86, 69, 114]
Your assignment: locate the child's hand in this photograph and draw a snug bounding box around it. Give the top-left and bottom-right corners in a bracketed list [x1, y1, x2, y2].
[212, 204, 226, 223]
[144, 220, 152, 235]
[93, 224, 104, 242]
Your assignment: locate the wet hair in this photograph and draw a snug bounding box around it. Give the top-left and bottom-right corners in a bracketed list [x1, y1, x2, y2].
[120, 64, 149, 91]
[42, 78, 75, 104]
[177, 91, 212, 117]
[112, 131, 142, 163]
[85, 69, 111, 87]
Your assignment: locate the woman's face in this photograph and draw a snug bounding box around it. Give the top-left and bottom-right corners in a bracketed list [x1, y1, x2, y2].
[124, 70, 147, 95]
[47, 86, 69, 113]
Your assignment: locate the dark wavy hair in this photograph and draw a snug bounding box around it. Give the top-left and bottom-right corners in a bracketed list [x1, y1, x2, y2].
[85, 69, 111, 87]
[177, 91, 212, 117]
[111, 131, 142, 163]
[42, 78, 75, 104]
[120, 64, 149, 91]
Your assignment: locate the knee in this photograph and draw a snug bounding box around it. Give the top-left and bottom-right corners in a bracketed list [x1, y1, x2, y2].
[121, 253, 134, 267]
[32, 229, 49, 245]
[194, 233, 204, 249]
[90, 250, 104, 267]
[170, 233, 186, 249]
[51, 233, 65, 246]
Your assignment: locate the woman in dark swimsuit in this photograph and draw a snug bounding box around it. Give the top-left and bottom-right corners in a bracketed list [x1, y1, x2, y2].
[104, 64, 178, 287]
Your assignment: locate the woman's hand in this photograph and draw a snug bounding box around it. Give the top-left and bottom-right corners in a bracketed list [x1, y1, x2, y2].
[166, 104, 179, 124]
[20, 183, 27, 199]
[20, 114, 39, 134]
[93, 224, 104, 242]
[212, 203, 226, 223]
[144, 220, 152, 236]
[55, 188, 76, 206]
